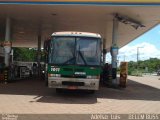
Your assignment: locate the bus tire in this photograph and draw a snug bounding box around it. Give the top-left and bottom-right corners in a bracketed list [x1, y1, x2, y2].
[87, 90, 95, 94]
[56, 88, 63, 93]
[45, 81, 48, 86]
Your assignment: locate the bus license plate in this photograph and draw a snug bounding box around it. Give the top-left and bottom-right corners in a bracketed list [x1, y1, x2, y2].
[68, 86, 77, 90]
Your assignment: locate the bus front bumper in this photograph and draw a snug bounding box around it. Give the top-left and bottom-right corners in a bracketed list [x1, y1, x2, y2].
[48, 77, 99, 90]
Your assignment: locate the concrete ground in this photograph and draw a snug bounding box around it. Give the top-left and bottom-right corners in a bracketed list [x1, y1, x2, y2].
[0, 75, 159, 114]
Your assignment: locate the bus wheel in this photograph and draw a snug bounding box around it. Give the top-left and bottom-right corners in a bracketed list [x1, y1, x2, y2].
[45, 81, 48, 86]
[56, 88, 63, 93]
[87, 90, 95, 94]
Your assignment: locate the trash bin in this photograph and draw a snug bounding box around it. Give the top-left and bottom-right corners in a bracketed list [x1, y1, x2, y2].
[119, 73, 127, 87]
[119, 62, 128, 88]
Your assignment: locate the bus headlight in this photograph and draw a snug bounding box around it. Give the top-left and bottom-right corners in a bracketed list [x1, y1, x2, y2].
[90, 82, 96, 86]
[87, 75, 99, 79]
[48, 74, 61, 77]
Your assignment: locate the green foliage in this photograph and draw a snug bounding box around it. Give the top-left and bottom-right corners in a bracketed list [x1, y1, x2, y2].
[128, 58, 160, 75]
[13, 47, 37, 62]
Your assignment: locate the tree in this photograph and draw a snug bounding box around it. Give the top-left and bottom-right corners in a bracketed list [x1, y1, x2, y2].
[128, 58, 160, 75]
[13, 47, 37, 62]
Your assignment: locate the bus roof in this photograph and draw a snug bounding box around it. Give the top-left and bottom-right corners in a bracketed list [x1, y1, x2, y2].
[51, 32, 101, 38]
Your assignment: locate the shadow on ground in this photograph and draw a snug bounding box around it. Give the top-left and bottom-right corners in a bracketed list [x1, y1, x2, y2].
[0, 78, 160, 104]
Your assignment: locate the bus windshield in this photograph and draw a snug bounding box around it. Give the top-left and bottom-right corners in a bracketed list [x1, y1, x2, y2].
[49, 36, 101, 66]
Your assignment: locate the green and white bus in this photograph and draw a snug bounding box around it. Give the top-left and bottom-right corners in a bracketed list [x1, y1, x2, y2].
[44, 32, 102, 92]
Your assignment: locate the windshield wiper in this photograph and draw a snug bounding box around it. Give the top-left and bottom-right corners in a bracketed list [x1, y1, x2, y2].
[62, 57, 75, 65]
[78, 51, 87, 65]
[77, 45, 87, 65]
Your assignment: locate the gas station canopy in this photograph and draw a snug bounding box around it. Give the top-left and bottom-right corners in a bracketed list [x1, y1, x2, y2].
[0, 0, 160, 49]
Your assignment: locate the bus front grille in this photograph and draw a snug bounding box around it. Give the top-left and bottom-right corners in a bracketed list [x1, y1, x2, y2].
[62, 81, 84, 86]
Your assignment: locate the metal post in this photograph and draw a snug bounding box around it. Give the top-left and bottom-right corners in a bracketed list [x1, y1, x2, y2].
[136, 47, 143, 76]
[103, 39, 107, 65]
[111, 17, 119, 85]
[136, 47, 139, 76]
[37, 35, 41, 79]
[4, 17, 11, 67]
[112, 18, 119, 46]
[11, 49, 14, 63]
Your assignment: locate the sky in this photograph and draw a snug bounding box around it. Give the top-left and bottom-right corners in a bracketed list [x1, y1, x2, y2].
[106, 24, 160, 63]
